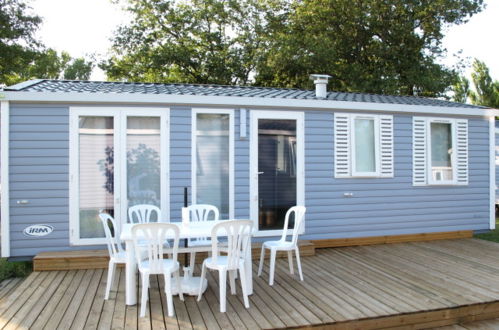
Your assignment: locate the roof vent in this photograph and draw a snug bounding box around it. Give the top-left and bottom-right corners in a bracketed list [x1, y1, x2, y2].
[310, 74, 331, 98]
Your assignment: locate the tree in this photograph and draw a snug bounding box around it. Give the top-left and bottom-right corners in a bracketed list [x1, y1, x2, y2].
[0, 0, 42, 85]
[469, 59, 499, 108]
[105, 0, 483, 97]
[254, 0, 484, 97]
[103, 0, 279, 85]
[0, 0, 94, 86]
[452, 75, 470, 104]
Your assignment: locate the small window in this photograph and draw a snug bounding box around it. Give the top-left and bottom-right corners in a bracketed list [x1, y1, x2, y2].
[413, 117, 468, 186]
[334, 113, 393, 178]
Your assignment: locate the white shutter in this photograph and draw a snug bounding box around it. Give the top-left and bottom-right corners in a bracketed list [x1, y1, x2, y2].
[413, 117, 427, 185]
[455, 119, 468, 185]
[334, 113, 351, 177]
[379, 115, 394, 177]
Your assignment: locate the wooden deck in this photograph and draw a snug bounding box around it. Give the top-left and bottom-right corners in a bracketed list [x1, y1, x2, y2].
[4, 238, 499, 329]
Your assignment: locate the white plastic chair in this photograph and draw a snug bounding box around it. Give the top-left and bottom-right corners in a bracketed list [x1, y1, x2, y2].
[183, 204, 219, 272]
[99, 213, 127, 300]
[132, 223, 184, 317]
[258, 206, 306, 285]
[197, 220, 252, 313]
[128, 204, 161, 224]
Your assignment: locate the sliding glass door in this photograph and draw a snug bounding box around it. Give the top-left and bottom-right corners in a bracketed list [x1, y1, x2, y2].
[70, 108, 169, 245]
[250, 111, 304, 236]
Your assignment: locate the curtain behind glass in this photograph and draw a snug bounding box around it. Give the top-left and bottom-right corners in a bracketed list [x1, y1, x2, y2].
[127, 117, 161, 221]
[354, 118, 376, 173]
[431, 122, 453, 181]
[78, 116, 114, 239]
[196, 114, 230, 218]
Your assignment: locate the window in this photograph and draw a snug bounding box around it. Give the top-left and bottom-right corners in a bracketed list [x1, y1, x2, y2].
[413, 117, 468, 186]
[192, 109, 234, 219]
[334, 113, 393, 178]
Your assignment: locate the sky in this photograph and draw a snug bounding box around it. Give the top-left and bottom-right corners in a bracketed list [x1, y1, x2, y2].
[30, 0, 499, 82]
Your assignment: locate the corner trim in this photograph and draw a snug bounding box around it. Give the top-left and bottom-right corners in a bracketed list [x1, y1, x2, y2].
[1, 101, 10, 257]
[490, 116, 496, 230]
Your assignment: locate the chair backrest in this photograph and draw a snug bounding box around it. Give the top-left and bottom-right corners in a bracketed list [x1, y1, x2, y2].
[131, 223, 179, 273]
[183, 204, 219, 223]
[128, 204, 161, 224]
[210, 220, 253, 270]
[99, 213, 124, 257]
[279, 206, 306, 246]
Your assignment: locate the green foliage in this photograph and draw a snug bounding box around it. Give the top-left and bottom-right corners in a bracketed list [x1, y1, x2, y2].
[452, 75, 470, 104]
[0, 0, 94, 86]
[105, 0, 483, 97]
[0, 0, 42, 85]
[0, 258, 32, 282]
[103, 0, 280, 85]
[469, 59, 499, 108]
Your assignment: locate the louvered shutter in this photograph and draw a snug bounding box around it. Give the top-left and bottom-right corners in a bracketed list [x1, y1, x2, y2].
[413, 117, 427, 185]
[455, 119, 468, 185]
[379, 115, 394, 177]
[334, 113, 351, 177]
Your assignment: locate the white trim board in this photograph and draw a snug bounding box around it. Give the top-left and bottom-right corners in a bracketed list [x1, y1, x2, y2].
[3, 91, 499, 117]
[1, 101, 10, 257]
[490, 117, 496, 230]
[249, 110, 305, 237]
[191, 108, 235, 219]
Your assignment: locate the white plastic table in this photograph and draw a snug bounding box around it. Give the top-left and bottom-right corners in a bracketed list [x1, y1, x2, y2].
[120, 221, 254, 305]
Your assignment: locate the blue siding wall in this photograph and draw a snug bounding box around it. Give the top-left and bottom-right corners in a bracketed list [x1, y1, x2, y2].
[7, 104, 491, 256]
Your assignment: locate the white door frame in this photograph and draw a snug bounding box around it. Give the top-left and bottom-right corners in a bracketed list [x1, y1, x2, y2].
[69, 107, 169, 245]
[249, 110, 305, 237]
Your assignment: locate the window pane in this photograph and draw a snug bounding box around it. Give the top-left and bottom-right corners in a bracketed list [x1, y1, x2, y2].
[258, 119, 297, 231]
[127, 117, 161, 221]
[431, 122, 453, 181]
[196, 113, 230, 218]
[354, 118, 376, 173]
[78, 116, 114, 239]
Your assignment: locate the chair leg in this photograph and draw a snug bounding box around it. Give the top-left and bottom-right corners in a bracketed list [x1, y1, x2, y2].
[219, 270, 227, 313]
[239, 265, 250, 309]
[105, 260, 116, 300]
[175, 269, 184, 301]
[258, 245, 265, 277]
[229, 270, 236, 295]
[165, 273, 174, 317]
[269, 248, 277, 286]
[140, 274, 149, 317]
[189, 252, 196, 275]
[197, 263, 207, 302]
[288, 250, 294, 275]
[295, 247, 303, 281]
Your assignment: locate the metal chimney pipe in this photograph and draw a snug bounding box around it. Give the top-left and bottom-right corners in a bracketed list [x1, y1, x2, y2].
[310, 74, 332, 98]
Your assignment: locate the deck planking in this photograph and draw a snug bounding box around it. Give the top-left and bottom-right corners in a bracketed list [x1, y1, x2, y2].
[3, 238, 499, 329]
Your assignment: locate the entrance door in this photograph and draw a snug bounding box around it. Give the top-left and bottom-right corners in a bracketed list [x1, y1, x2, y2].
[250, 111, 304, 236]
[70, 108, 169, 245]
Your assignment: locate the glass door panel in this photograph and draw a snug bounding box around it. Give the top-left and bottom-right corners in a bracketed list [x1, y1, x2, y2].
[195, 113, 230, 219]
[78, 116, 114, 239]
[258, 119, 297, 230]
[126, 117, 161, 222]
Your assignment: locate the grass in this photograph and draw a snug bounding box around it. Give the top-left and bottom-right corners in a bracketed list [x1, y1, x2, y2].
[474, 217, 499, 243]
[0, 258, 32, 282]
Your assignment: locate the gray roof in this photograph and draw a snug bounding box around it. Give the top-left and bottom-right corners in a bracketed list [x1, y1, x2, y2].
[3, 79, 485, 109]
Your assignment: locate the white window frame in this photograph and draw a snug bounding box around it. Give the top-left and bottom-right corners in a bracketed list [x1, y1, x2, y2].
[426, 118, 457, 185]
[249, 110, 305, 237]
[69, 107, 169, 245]
[191, 108, 234, 219]
[351, 114, 381, 177]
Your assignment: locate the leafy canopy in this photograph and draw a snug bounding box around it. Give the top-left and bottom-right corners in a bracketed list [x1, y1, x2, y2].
[105, 0, 484, 97]
[0, 0, 94, 86]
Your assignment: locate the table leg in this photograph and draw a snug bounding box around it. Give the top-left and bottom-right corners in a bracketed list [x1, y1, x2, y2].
[245, 237, 253, 295]
[125, 240, 137, 305]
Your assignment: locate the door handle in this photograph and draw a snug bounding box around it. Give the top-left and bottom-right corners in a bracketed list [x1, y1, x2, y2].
[258, 172, 264, 175]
